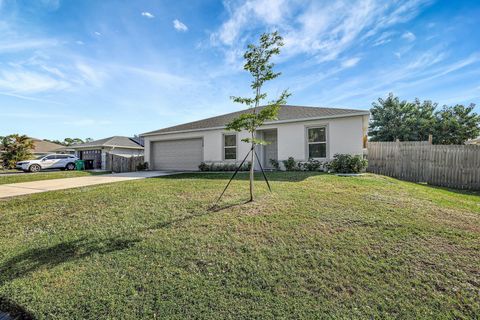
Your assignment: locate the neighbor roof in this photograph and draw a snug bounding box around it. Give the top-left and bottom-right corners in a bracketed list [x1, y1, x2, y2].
[141, 105, 369, 136]
[30, 138, 65, 154]
[68, 136, 144, 149]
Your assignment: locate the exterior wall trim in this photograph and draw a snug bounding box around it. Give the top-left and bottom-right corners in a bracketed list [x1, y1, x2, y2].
[140, 112, 369, 137]
[304, 124, 330, 161]
[222, 132, 238, 162]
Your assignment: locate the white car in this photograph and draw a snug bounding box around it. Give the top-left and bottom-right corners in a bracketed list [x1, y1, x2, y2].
[16, 154, 79, 172]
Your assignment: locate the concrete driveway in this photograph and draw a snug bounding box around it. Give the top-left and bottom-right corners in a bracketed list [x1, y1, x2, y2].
[0, 171, 178, 199]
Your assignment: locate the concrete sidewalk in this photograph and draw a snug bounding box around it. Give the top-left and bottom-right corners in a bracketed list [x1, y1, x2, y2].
[0, 171, 178, 199]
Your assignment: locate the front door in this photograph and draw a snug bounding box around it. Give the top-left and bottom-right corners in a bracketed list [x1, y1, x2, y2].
[262, 130, 278, 169]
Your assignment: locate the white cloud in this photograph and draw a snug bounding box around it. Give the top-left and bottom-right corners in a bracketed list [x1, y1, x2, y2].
[372, 31, 395, 46]
[341, 57, 361, 68]
[76, 40, 84, 45]
[64, 118, 112, 126]
[0, 39, 58, 53]
[141, 12, 154, 18]
[212, 0, 288, 46]
[173, 19, 188, 32]
[402, 31, 416, 42]
[94, 31, 102, 36]
[318, 50, 480, 107]
[211, 0, 432, 63]
[0, 70, 69, 93]
[75, 63, 106, 87]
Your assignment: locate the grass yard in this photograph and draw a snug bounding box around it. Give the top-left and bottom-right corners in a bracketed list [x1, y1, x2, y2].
[0, 172, 478, 319]
[0, 170, 107, 185]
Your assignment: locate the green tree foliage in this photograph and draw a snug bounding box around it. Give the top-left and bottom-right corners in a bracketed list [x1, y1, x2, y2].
[433, 104, 480, 144]
[43, 138, 89, 146]
[1, 134, 34, 169]
[63, 138, 85, 146]
[369, 93, 435, 141]
[369, 93, 479, 144]
[226, 31, 290, 201]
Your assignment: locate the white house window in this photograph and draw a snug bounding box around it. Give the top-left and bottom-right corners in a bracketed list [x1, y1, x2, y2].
[224, 134, 237, 160]
[308, 127, 327, 158]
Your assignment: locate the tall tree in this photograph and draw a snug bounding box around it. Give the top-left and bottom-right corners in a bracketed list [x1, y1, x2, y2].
[63, 138, 85, 146]
[226, 31, 290, 202]
[1, 134, 34, 169]
[369, 93, 435, 141]
[433, 104, 480, 144]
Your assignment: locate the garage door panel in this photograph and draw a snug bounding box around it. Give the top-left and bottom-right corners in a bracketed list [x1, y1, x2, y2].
[152, 139, 203, 171]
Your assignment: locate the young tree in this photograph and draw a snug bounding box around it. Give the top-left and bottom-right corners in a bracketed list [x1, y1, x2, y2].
[1, 134, 34, 169]
[433, 104, 480, 144]
[226, 31, 290, 202]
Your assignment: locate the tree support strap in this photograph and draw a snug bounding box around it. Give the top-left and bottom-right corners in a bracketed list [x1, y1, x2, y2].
[211, 145, 272, 209]
[253, 148, 271, 192]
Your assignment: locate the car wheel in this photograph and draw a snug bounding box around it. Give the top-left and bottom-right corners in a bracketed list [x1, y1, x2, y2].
[66, 163, 75, 171]
[29, 164, 41, 173]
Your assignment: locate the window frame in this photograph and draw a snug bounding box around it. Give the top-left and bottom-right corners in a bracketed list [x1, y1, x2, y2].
[223, 133, 238, 161]
[305, 125, 328, 159]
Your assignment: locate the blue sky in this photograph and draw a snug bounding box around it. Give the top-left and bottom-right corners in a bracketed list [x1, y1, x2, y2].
[0, 0, 479, 140]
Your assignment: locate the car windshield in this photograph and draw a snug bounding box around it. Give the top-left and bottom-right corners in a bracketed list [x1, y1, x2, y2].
[36, 155, 45, 160]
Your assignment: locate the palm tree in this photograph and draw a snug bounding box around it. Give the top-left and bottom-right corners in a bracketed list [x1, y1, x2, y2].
[1, 134, 34, 169]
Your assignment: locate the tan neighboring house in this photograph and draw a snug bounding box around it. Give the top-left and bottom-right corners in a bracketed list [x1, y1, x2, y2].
[67, 136, 144, 170]
[30, 138, 66, 157]
[465, 137, 480, 145]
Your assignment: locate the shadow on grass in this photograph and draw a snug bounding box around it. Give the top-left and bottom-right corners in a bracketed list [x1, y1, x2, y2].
[157, 171, 325, 182]
[0, 236, 139, 319]
[151, 199, 251, 230]
[0, 237, 139, 287]
[0, 297, 35, 320]
[414, 182, 480, 197]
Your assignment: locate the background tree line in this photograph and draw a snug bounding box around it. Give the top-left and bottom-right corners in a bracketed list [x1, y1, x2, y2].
[43, 137, 94, 146]
[369, 93, 480, 144]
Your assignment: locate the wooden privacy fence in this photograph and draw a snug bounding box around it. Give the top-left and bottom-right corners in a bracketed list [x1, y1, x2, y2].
[105, 153, 144, 173]
[367, 141, 480, 190]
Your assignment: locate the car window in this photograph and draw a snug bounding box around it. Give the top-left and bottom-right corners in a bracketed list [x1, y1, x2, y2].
[44, 155, 56, 160]
[56, 155, 69, 159]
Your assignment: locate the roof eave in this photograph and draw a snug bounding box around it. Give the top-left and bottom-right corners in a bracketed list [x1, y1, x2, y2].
[140, 111, 370, 137]
[68, 144, 144, 150]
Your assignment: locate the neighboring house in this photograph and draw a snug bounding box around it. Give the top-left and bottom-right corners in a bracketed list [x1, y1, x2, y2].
[30, 138, 66, 157]
[465, 137, 480, 145]
[140, 105, 370, 171]
[67, 136, 144, 170]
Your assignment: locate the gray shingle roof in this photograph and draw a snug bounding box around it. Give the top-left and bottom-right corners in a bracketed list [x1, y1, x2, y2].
[142, 105, 369, 136]
[68, 136, 144, 149]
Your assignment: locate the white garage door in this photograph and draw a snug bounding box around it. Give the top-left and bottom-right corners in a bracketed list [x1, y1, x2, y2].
[151, 138, 203, 171]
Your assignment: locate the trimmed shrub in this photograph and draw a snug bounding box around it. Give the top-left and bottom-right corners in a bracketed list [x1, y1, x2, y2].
[269, 159, 280, 170]
[198, 161, 251, 172]
[282, 157, 297, 171]
[136, 162, 149, 171]
[326, 154, 367, 173]
[303, 158, 322, 171]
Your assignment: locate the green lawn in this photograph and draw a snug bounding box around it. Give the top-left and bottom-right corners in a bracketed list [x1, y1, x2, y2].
[0, 170, 107, 185]
[0, 173, 478, 319]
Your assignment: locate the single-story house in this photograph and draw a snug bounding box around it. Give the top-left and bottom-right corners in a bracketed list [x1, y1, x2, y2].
[30, 138, 66, 157]
[465, 137, 480, 145]
[66, 136, 144, 170]
[140, 105, 370, 171]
